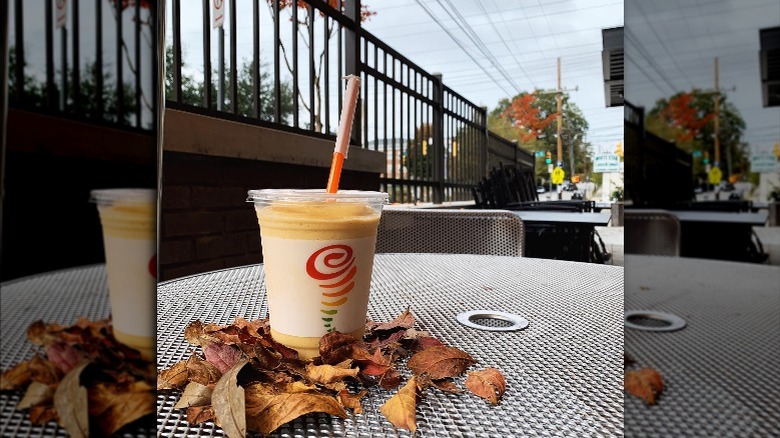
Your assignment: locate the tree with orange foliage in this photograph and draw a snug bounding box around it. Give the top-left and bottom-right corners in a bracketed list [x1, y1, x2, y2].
[500, 93, 559, 143]
[658, 92, 715, 143]
[268, 1, 376, 133]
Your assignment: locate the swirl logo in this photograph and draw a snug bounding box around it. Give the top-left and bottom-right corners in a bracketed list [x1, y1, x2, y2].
[306, 244, 356, 332]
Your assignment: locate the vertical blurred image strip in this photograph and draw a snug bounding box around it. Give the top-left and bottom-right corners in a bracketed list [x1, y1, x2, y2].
[0, 0, 160, 436]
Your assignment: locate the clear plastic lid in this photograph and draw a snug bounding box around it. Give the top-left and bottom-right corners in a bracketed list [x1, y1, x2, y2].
[90, 188, 157, 205]
[247, 189, 388, 207]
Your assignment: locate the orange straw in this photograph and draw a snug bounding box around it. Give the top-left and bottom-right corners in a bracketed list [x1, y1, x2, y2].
[326, 75, 361, 193]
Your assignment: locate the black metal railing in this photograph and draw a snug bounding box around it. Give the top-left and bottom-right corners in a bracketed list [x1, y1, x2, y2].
[8, 0, 156, 131]
[165, 0, 533, 204]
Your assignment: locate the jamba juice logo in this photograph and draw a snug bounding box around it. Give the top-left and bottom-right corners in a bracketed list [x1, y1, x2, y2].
[306, 245, 356, 332]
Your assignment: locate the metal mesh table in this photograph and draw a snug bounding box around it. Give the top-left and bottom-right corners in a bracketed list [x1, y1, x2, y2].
[157, 254, 624, 437]
[0, 265, 155, 437]
[624, 256, 780, 437]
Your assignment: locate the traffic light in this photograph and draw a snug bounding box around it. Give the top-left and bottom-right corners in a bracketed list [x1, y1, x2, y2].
[703, 151, 710, 164]
[615, 141, 623, 158]
[545, 151, 552, 164]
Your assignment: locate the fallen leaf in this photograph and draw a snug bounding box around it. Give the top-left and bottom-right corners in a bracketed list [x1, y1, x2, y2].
[380, 377, 418, 433]
[53, 361, 89, 438]
[187, 405, 215, 424]
[319, 331, 360, 365]
[27, 320, 59, 346]
[174, 382, 214, 409]
[408, 346, 476, 379]
[353, 348, 392, 377]
[46, 342, 84, 374]
[625, 368, 664, 405]
[204, 342, 244, 374]
[28, 405, 58, 424]
[416, 376, 461, 394]
[18, 381, 54, 409]
[157, 360, 188, 390]
[184, 320, 205, 346]
[211, 359, 248, 438]
[374, 308, 415, 332]
[0, 360, 31, 390]
[410, 336, 446, 353]
[465, 368, 506, 405]
[338, 389, 367, 414]
[93, 386, 155, 435]
[305, 363, 359, 385]
[29, 354, 62, 385]
[245, 384, 347, 435]
[378, 368, 403, 390]
[186, 355, 222, 386]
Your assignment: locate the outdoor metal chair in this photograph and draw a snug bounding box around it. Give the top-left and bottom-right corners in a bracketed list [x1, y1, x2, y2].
[624, 209, 681, 256]
[376, 209, 525, 256]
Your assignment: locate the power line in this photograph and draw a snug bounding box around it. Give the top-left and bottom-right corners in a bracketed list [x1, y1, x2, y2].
[474, 0, 536, 88]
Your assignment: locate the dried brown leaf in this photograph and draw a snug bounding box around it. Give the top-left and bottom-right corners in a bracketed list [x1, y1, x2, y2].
[157, 360, 188, 390]
[305, 363, 359, 385]
[187, 405, 215, 424]
[0, 360, 31, 390]
[27, 320, 59, 346]
[374, 308, 415, 332]
[184, 320, 205, 346]
[186, 355, 222, 386]
[204, 342, 244, 374]
[29, 354, 62, 385]
[379, 368, 403, 390]
[174, 382, 214, 409]
[625, 368, 664, 405]
[93, 385, 155, 435]
[53, 361, 89, 438]
[380, 377, 418, 433]
[338, 389, 367, 414]
[410, 336, 446, 353]
[319, 331, 360, 365]
[28, 405, 58, 424]
[408, 346, 476, 379]
[244, 384, 347, 435]
[211, 359, 248, 438]
[465, 368, 506, 405]
[18, 381, 54, 409]
[45, 342, 84, 374]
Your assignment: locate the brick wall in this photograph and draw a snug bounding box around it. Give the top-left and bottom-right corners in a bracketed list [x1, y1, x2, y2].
[159, 151, 381, 281]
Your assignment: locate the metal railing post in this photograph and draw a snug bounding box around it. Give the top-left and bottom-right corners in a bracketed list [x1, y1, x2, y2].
[344, 0, 361, 146]
[480, 105, 489, 177]
[432, 73, 444, 204]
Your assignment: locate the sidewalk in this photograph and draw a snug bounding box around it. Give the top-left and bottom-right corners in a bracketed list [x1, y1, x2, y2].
[754, 226, 780, 266]
[595, 226, 624, 267]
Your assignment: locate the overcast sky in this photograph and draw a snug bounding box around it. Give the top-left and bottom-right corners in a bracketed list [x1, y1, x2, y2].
[167, 0, 624, 154]
[625, 0, 780, 154]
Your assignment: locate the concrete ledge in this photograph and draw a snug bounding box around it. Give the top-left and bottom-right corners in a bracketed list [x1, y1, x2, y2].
[163, 109, 385, 173]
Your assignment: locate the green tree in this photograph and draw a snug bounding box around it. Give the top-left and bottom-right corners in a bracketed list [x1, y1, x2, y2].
[489, 91, 591, 182]
[646, 89, 748, 181]
[404, 124, 434, 180]
[164, 45, 294, 124]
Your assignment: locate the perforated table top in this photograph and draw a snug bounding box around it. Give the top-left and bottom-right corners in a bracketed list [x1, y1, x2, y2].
[157, 254, 624, 437]
[624, 255, 780, 437]
[0, 265, 155, 437]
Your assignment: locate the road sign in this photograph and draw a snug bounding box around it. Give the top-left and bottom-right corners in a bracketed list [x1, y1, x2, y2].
[708, 167, 722, 185]
[593, 153, 620, 173]
[213, 0, 225, 28]
[750, 153, 778, 173]
[692, 150, 703, 158]
[551, 167, 565, 185]
[547, 164, 554, 174]
[535, 151, 545, 158]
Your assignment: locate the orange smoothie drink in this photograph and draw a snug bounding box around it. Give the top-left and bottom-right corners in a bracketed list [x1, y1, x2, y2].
[91, 189, 156, 359]
[248, 189, 387, 360]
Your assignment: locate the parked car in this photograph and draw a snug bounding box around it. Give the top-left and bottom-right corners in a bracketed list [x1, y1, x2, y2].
[562, 181, 578, 191]
[536, 186, 546, 194]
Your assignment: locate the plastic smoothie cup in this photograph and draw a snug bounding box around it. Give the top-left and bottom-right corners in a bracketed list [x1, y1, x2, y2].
[91, 189, 156, 359]
[247, 189, 388, 360]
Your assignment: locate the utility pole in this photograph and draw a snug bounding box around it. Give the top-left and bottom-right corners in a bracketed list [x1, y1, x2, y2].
[556, 57, 563, 199]
[714, 57, 720, 169]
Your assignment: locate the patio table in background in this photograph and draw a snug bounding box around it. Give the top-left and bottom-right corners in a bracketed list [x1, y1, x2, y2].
[0, 265, 156, 437]
[667, 210, 769, 262]
[157, 254, 623, 437]
[510, 211, 612, 263]
[624, 255, 780, 436]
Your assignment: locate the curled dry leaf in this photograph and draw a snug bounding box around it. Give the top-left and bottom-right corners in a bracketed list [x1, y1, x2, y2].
[0, 360, 31, 390]
[204, 342, 244, 374]
[174, 382, 214, 409]
[91, 383, 155, 436]
[408, 346, 476, 379]
[244, 383, 347, 435]
[374, 308, 415, 332]
[157, 360, 188, 390]
[184, 320, 205, 346]
[211, 359, 249, 438]
[53, 361, 89, 438]
[28, 405, 58, 425]
[18, 381, 55, 409]
[319, 331, 360, 365]
[187, 405, 215, 424]
[410, 336, 445, 353]
[380, 377, 418, 433]
[338, 389, 367, 414]
[186, 355, 222, 386]
[305, 363, 359, 385]
[625, 368, 664, 405]
[465, 368, 506, 405]
[46, 342, 84, 375]
[29, 354, 62, 385]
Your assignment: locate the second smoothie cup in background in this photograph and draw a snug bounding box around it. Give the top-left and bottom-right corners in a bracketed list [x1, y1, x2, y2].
[248, 189, 388, 360]
[91, 188, 157, 360]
